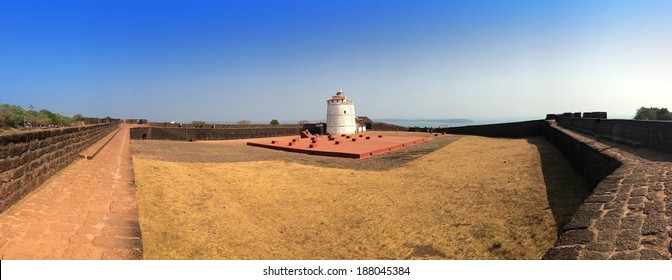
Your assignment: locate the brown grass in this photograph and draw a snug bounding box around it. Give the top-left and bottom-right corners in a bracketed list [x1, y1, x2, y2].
[132, 135, 590, 259]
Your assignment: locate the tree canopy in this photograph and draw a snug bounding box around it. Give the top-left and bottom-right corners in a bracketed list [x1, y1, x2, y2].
[634, 107, 672, 121]
[0, 104, 74, 128]
[192, 120, 206, 127]
[269, 119, 280, 125]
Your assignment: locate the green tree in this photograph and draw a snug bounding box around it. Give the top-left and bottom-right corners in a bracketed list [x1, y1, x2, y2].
[40, 109, 72, 126]
[0, 104, 74, 127]
[0, 104, 26, 127]
[656, 108, 672, 120]
[26, 109, 50, 126]
[270, 119, 280, 125]
[634, 107, 672, 120]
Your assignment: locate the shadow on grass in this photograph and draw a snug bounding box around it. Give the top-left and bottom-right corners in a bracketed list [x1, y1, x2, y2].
[526, 137, 593, 233]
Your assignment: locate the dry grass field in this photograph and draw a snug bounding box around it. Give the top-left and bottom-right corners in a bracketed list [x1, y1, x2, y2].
[132, 134, 590, 259]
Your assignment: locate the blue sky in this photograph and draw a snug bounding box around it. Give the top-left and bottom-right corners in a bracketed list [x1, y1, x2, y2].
[1, 0, 670, 123]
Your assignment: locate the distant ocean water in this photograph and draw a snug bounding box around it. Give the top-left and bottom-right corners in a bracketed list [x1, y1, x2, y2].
[382, 120, 475, 128]
[380, 117, 540, 128]
[207, 117, 541, 128]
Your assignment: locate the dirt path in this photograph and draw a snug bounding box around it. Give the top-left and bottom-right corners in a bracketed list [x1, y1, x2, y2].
[0, 124, 142, 259]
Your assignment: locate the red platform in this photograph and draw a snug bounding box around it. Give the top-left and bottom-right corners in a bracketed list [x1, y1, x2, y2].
[247, 133, 432, 159]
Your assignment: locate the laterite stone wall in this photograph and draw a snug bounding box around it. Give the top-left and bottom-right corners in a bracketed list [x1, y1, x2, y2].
[130, 124, 325, 141]
[557, 118, 672, 153]
[0, 123, 119, 212]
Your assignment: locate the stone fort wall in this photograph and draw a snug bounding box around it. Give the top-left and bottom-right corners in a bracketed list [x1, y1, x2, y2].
[3, 117, 668, 257]
[437, 120, 545, 138]
[0, 123, 119, 212]
[557, 118, 672, 153]
[439, 118, 670, 186]
[130, 124, 325, 141]
[542, 124, 671, 260]
[437, 118, 671, 259]
[439, 119, 621, 189]
[131, 122, 409, 141]
[542, 122, 623, 187]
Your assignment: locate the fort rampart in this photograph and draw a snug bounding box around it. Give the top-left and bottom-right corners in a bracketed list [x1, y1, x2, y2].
[0, 123, 119, 212]
[438, 119, 624, 188]
[2, 117, 669, 258]
[438, 118, 671, 259]
[438, 120, 545, 138]
[130, 124, 325, 141]
[542, 123, 623, 187]
[557, 118, 672, 153]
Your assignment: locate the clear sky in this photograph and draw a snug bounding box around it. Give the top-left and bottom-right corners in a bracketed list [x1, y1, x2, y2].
[1, 0, 670, 123]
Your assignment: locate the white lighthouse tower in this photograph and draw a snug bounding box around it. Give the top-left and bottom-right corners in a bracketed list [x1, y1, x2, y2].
[326, 90, 357, 135]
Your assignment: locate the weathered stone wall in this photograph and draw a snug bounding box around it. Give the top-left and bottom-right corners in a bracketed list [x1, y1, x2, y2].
[430, 120, 665, 189]
[557, 118, 672, 153]
[124, 119, 147, 124]
[131, 123, 325, 141]
[130, 127, 151, 140]
[582, 112, 607, 119]
[542, 124, 671, 260]
[437, 120, 546, 138]
[433, 119, 621, 187]
[436, 119, 670, 259]
[0, 123, 119, 212]
[130, 125, 323, 141]
[430, 120, 621, 187]
[542, 123, 623, 188]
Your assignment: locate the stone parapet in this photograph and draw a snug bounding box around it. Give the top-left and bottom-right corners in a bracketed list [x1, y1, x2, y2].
[429, 119, 671, 259]
[0, 122, 120, 212]
[557, 118, 672, 153]
[543, 123, 671, 260]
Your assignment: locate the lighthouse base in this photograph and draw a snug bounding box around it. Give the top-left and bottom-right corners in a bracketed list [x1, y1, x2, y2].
[247, 132, 440, 159]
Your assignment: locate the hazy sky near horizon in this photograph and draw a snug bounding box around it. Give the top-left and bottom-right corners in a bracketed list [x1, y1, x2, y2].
[1, 0, 671, 122]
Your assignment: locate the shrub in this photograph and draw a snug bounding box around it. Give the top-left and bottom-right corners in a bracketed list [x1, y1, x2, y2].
[634, 107, 672, 120]
[192, 120, 206, 127]
[1, 104, 74, 127]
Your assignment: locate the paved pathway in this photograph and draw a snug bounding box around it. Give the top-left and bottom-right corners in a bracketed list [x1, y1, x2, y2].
[544, 125, 671, 260]
[0, 124, 142, 259]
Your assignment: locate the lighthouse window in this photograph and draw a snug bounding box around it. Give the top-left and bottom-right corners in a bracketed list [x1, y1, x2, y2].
[344, 110, 347, 114]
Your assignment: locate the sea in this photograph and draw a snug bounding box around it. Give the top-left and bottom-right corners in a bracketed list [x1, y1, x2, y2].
[377, 116, 540, 128]
[209, 116, 541, 128]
